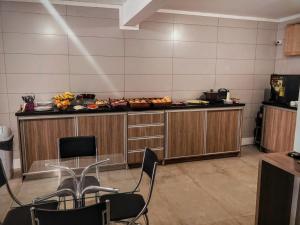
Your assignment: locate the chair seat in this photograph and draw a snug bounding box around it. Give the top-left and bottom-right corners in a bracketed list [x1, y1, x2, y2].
[100, 193, 147, 221]
[57, 176, 100, 196]
[2, 201, 58, 225]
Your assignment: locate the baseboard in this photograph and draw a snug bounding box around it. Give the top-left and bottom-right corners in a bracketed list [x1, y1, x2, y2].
[13, 158, 21, 169]
[242, 137, 254, 146]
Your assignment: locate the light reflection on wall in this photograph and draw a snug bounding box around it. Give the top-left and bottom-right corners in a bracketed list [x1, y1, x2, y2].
[171, 29, 180, 41]
[43, 26, 55, 34]
[40, 0, 120, 94]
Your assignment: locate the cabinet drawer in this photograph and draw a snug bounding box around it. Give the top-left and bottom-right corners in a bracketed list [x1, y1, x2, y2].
[128, 138, 164, 152]
[128, 113, 164, 125]
[128, 149, 164, 164]
[128, 125, 164, 138]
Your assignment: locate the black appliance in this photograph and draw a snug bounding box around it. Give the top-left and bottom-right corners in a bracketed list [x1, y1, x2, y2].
[254, 105, 264, 148]
[218, 88, 229, 100]
[270, 74, 300, 105]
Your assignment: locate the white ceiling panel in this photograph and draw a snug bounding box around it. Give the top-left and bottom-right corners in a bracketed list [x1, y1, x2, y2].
[163, 0, 300, 19]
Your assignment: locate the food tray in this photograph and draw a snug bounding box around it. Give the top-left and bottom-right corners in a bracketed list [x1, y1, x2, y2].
[152, 102, 172, 107]
[129, 102, 151, 109]
[110, 101, 128, 108]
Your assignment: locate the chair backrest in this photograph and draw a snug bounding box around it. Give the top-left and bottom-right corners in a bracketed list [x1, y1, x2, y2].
[59, 136, 97, 159]
[31, 201, 110, 225]
[3, 201, 59, 225]
[142, 148, 159, 178]
[0, 159, 7, 188]
[0, 158, 23, 206]
[128, 149, 158, 224]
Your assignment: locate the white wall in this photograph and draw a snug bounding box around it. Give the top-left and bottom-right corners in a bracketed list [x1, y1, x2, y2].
[0, 1, 278, 161]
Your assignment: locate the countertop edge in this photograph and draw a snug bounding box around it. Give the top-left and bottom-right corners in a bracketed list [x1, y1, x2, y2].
[262, 101, 297, 111]
[15, 103, 246, 117]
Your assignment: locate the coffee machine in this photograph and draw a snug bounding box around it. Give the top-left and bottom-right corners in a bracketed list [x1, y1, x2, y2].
[270, 74, 300, 105]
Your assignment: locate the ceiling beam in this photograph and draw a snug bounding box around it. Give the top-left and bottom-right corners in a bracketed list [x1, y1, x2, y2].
[158, 9, 279, 22]
[119, 0, 166, 29]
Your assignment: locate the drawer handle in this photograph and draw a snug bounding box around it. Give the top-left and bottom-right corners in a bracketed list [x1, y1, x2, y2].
[128, 135, 164, 141]
[128, 112, 164, 116]
[128, 148, 164, 153]
[128, 123, 164, 128]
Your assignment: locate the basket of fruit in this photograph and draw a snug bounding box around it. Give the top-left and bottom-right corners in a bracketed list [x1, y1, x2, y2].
[129, 98, 151, 109]
[53, 92, 75, 110]
[151, 96, 172, 107]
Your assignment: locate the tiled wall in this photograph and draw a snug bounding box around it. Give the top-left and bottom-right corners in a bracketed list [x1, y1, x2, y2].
[0, 1, 278, 162]
[275, 18, 300, 74]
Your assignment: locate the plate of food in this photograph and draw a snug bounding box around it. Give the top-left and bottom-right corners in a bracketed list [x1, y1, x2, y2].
[73, 105, 85, 111]
[129, 98, 151, 109]
[110, 99, 128, 108]
[95, 99, 108, 107]
[186, 100, 209, 105]
[151, 96, 172, 107]
[87, 104, 98, 110]
[34, 106, 53, 111]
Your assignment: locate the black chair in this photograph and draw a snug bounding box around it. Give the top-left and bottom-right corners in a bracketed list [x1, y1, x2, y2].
[57, 136, 112, 207]
[57, 136, 118, 208]
[0, 159, 59, 225]
[99, 148, 158, 225]
[31, 200, 110, 225]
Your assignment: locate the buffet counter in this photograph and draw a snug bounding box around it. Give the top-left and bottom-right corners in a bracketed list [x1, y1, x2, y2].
[16, 103, 245, 175]
[15, 103, 245, 117]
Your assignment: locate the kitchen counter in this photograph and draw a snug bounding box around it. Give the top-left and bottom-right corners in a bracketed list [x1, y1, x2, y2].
[16, 103, 245, 175]
[15, 102, 245, 117]
[262, 101, 297, 110]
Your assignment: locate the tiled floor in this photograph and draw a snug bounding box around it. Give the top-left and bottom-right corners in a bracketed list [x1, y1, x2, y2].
[0, 145, 264, 225]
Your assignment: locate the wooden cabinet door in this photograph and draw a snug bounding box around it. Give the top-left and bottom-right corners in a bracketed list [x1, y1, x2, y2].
[262, 107, 296, 152]
[167, 111, 206, 158]
[78, 114, 126, 164]
[206, 110, 241, 154]
[284, 24, 300, 56]
[20, 118, 75, 172]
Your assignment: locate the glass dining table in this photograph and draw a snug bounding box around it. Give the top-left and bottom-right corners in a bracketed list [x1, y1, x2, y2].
[11, 155, 141, 209]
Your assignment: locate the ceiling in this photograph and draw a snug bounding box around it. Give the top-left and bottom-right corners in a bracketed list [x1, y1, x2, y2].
[163, 0, 300, 19]
[65, 0, 125, 5]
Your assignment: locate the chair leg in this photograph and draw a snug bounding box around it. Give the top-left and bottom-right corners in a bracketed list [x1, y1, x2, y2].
[95, 192, 98, 203]
[63, 196, 67, 210]
[59, 196, 67, 210]
[144, 214, 149, 225]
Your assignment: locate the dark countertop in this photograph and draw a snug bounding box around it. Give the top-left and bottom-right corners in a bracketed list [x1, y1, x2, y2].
[262, 101, 297, 111]
[15, 103, 245, 117]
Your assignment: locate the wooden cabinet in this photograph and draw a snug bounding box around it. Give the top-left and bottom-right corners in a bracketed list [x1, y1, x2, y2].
[127, 112, 165, 164]
[166, 111, 206, 158]
[262, 106, 296, 152]
[77, 114, 126, 165]
[206, 110, 241, 153]
[166, 109, 243, 159]
[284, 24, 300, 56]
[19, 118, 75, 172]
[17, 106, 244, 174]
